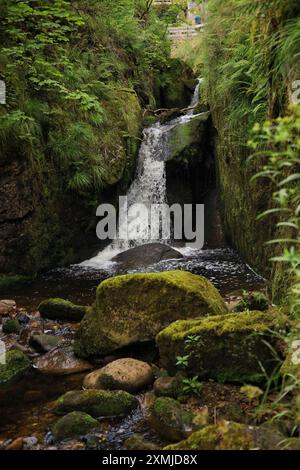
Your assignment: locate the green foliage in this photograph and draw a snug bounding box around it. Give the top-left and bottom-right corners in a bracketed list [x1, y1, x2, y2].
[250, 106, 300, 316]
[0, 0, 170, 192]
[181, 375, 203, 396]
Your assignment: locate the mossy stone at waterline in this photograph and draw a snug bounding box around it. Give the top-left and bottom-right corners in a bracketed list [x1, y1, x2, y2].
[2, 318, 21, 334]
[0, 350, 31, 389]
[38, 298, 87, 321]
[74, 271, 227, 357]
[51, 411, 98, 442]
[156, 309, 290, 383]
[54, 389, 138, 417]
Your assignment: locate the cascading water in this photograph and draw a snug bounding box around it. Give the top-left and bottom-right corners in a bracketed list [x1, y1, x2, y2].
[82, 81, 204, 268]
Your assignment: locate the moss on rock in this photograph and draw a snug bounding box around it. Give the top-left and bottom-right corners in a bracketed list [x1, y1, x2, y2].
[2, 319, 21, 334]
[38, 298, 87, 321]
[151, 397, 196, 442]
[54, 389, 137, 417]
[157, 309, 290, 383]
[164, 421, 255, 450]
[51, 411, 98, 442]
[0, 350, 31, 389]
[75, 270, 227, 357]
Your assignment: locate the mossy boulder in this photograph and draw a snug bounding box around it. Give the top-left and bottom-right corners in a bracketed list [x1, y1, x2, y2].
[0, 350, 31, 389]
[157, 310, 289, 383]
[51, 411, 98, 442]
[75, 271, 227, 357]
[2, 318, 21, 334]
[151, 397, 196, 442]
[164, 420, 286, 450]
[29, 333, 61, 353]
[54, 389, 138, 418]
[38, 298, 87, 321]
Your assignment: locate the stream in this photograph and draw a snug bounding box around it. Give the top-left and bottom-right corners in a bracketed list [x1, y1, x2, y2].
[0, 83, 266, 450]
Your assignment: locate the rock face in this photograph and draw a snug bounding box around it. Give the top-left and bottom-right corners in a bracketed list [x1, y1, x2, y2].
[83, 358, 154, 393]
[164, 420, 286, 451]
[157, 310, 289, 383]
[54, 389, 137, 417]
[0, 299, 16, 316]
[75, 271, 227, 357]
[33, 346, 92, 375]
[151, 397, 196, 442]
[153, 376, 182, 398]
[124, 434, 159, 451]
[0, 350, 31, 389]
[38, 298, 87, 321]
[112, 243, 183, 270]
[52, 412, 98, 442]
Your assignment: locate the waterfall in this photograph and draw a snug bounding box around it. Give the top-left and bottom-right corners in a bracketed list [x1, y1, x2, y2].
[81, 81, 202, 268]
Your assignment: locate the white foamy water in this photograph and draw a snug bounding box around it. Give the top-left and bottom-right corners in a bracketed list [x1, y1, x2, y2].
[81, 82, 202, 268]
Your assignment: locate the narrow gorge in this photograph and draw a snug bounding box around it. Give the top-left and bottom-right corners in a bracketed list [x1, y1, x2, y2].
[0, 0, 300, 454]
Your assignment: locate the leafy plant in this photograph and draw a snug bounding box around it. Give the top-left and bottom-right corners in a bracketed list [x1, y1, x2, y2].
[176, 355, 190, 368]
[182, 375, 203, 397]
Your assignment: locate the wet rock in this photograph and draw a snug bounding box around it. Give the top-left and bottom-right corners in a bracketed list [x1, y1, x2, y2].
[38, 298, 87, 322]
[29, 333, 61, 353]
[17, 313, 30, 325]
[0, 350, 31, 389]
[151, 397, 196, 442]
[54, 389, 138, 418]
[52, 411, 98, 442]
[0, 299, 16, 317]
[164, 420, 286, 450]
[2, 318, 21, 334]
[23, 436, 38, 450]
[124, 434, 159, 451]
[153, 376, 182, 398]
[234, 291, 269, 312]
[112, 243, 183, 270]
[83, 358, 154, 393]
[75, 271, 227, 357]
[157, 309, 290, 383]
[5, 437, 24, 450]
[33, 346, 92, 375]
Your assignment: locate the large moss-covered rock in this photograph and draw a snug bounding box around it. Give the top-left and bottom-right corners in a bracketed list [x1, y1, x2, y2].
[52, 411, 98, 442]
[75, 271, 227, 357]
[164, 420, 286, 450]
[151, 397, 196, 442]
[0, 350, 31, 389]
[54, 389, 138, 417]
[157, 310, 289, 383]
[38, 298, 87, 321]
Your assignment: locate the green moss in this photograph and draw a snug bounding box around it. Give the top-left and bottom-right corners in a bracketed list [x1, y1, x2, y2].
[54, 389, 137, 417]
[0, 275, 32, 294]
[51, 411, 98, 442]
[75, 271, 227, 357]
[2, 319, 21, 334]
[38, 298, 87, 321]
[157, 309, 290, 383]
[151, 397, 196, 442]
[0, 350, 31, 389]
[164, 421, 255, 450]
